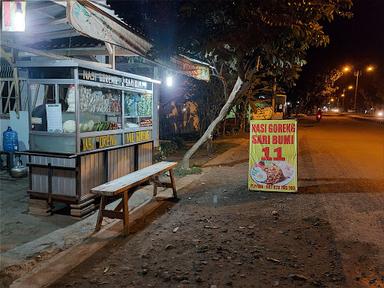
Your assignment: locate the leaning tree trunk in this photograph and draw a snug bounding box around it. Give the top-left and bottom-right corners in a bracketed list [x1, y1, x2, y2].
[181, 76, 244, 169]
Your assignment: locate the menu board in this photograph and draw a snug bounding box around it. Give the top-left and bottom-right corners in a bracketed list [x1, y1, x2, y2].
[46, 104, 63, 133]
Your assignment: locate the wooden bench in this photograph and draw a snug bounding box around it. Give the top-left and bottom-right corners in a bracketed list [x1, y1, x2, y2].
[91, 161, 178, 235]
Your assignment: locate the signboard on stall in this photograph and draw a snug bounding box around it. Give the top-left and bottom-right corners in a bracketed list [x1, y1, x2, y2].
[125, 130, 152, 144]
[80, 130, 152, 152]
[248, 120, 298, 192]
[79, 68, 153, 91]
[2, 1, 26, 32]
[81, 134, 119, 152]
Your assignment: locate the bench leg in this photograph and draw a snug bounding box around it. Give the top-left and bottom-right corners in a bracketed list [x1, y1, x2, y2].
[114, 198, 124, 212]
[169, 169, 178, 198]
[95, 195, 106, 232]
[153, 175, 159, 197]
[122, 190, 129, 236]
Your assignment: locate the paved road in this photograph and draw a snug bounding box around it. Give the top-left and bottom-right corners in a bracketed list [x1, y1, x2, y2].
[299, 115, 384, 286]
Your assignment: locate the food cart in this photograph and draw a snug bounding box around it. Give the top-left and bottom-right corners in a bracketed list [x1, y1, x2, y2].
[19, 60, 159, 217]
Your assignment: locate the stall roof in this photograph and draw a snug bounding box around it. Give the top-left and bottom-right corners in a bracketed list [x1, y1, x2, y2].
[1, 0, 211, 82]
[1, 0, 152, 57]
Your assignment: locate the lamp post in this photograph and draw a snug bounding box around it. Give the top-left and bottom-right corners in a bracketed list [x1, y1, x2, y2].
[342, 65, 375, 112]
[341, 85, 353, 112]
[353, 70, 360, 111]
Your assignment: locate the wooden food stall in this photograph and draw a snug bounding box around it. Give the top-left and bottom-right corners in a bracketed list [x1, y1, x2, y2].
[20, 60, 159, 217]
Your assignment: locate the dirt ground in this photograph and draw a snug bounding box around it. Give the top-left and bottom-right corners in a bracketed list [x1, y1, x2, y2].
[0, 172, 77, 252]
[33, 117, 384, 287]
[50, 163, 347, 288]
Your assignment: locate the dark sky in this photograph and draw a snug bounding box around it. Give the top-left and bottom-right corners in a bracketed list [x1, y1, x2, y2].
[297, 0, 384, 86]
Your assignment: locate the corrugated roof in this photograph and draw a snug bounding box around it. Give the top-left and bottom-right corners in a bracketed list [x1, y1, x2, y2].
[30, 36, 104, 50]
[1, 0, 152, 56]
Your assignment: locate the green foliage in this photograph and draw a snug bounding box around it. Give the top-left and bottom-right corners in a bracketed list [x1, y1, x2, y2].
[296, 69, 343, 109]
[171, 136, 186, 149]
[154, 137, 186, 161]
[157, 141, 178, 160]
[173, 166, 202, 177]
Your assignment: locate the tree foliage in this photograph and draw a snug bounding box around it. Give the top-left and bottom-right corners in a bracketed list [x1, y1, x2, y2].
[109, 0, 353, 167]
[296, 69, 343, 110]
[174, 0, 352, 85]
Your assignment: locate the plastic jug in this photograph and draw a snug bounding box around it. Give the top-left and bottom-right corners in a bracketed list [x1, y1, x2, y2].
[3, 127, 18, 152]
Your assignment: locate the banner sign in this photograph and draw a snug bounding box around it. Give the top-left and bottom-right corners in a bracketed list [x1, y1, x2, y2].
[248, 120, 298, 192]
[171, 55, 210, 81]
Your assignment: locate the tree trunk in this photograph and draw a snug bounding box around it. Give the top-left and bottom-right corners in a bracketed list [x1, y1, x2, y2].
[181, 76, 244, 169]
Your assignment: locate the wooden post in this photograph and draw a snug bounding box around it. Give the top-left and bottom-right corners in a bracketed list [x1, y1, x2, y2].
[122, 190, 129, 236]
[95, 196, 106, 232]
[153, 175, 159, 197]
[47, 163, 54, 214]
[169, 169, 177, 198]
[105, 42, 115, 70]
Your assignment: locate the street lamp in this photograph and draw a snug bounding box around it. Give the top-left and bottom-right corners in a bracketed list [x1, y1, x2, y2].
[366, 65, 374, 72]
[347, 85, 353, 90]
[342, 65, 376, 112]
[342, 65, 352, 73]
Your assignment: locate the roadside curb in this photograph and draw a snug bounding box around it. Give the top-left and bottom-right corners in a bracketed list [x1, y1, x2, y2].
[347, 115, 384, 125]
[10, 199, 160, 288]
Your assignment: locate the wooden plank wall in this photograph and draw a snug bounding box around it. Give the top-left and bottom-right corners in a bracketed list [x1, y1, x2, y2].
[138, 142, 153, 169]
[80, 143, 151, 197]
[108, 146, 135, 181]
[30, 156, 76, 197]
[80, 152, 106, 198]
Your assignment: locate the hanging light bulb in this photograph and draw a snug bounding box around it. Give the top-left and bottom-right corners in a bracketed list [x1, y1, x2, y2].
[166, 76, 173, 87]
[14, 1, 25, 32]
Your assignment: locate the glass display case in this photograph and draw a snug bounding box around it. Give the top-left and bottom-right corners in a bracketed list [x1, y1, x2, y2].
[79, 85, 122, 132]
[124, 91, 153, 129]
[19, 61, 159, 209]
[26, 62, 156, 154]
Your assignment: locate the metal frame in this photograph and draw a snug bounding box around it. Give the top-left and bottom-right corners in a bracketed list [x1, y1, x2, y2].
[0, 78, 28, 115]
[19, 60, 158, 206]
[20, 60, 157, 155]
[16, 60, 160, 84]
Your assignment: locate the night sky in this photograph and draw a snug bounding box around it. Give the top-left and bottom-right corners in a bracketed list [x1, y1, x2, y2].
[310, 0, 383, 70]
[295, 0, 384, 91]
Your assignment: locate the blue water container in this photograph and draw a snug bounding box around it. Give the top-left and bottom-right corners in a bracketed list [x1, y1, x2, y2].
[3, 127, 19, 152]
